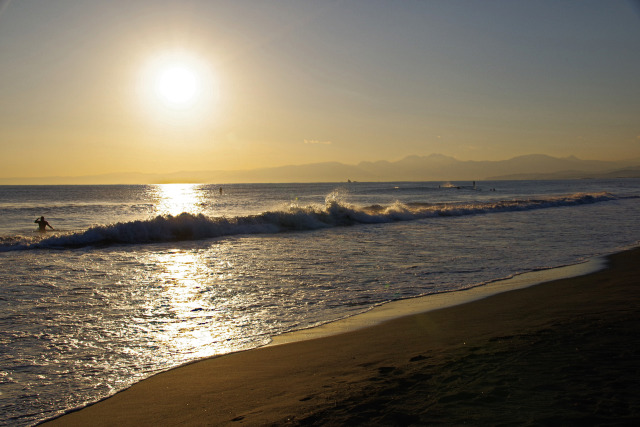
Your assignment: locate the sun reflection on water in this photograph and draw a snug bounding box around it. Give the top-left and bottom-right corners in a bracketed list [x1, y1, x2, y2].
[152, 183, 206, 216]
[145, 248, 252, 359]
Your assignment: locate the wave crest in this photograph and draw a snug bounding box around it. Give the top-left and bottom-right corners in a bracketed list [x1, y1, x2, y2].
[0, 192, 618, 251]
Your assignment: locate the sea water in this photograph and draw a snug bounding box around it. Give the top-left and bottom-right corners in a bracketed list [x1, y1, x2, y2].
[1, 179, 639, 426]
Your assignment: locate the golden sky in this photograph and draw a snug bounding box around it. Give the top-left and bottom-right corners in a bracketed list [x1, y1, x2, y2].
[1, 0, 639, 180]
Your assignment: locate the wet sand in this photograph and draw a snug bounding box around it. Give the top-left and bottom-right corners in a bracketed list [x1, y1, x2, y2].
[44, 248, 640, 426]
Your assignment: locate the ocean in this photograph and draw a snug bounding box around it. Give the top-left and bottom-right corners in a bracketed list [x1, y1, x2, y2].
[1, 179, 639, 426]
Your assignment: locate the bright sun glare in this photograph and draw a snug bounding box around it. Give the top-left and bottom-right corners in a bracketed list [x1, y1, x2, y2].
[155, 65, 199, 107]
[141, 51, 217, 119]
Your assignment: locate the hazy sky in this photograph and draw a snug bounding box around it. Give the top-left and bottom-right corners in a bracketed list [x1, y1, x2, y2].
[1, 0, 639, 179]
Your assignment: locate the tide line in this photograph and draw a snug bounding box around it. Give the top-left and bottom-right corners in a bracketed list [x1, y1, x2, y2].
[269, 256, 607, 346]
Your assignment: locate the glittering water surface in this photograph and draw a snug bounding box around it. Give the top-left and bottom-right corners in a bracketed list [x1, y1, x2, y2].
[1, 180, 639, 425]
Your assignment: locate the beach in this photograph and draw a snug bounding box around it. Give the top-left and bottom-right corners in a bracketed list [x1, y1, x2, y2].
[3, 0, 640, 423]
[3, 181, 639, 425]
[43, 247, 640, 426]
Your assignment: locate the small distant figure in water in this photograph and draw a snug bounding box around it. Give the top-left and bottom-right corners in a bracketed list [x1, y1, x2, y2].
[35, 216, 54, 232]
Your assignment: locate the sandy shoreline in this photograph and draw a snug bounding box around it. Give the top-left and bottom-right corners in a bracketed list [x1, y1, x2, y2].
[44, 248, 640, 426]
[270, 256, 606, 346]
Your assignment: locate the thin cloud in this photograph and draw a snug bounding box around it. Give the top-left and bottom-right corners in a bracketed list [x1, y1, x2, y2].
[304, 139, 332, 145]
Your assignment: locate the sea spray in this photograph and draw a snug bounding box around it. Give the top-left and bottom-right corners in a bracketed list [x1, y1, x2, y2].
[0, 192, 619, 251]
[2, 181, 640, 426]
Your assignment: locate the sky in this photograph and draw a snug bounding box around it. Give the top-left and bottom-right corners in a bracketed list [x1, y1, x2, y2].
[1, 0, 639, 180]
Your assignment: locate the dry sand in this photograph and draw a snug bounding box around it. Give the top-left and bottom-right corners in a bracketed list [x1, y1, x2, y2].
[44, 248, 640, 426]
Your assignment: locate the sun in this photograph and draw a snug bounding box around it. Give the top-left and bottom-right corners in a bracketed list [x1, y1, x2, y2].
[139, 51, 218, 121]
[155, 64, 200, 108]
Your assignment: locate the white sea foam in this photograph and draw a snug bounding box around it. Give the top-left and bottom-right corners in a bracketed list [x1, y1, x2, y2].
[0, 192, 619, 251]
[2, 181, 640, 427]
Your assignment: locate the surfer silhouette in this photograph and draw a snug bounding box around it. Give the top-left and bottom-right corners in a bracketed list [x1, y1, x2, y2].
[35, 216, 54, 231]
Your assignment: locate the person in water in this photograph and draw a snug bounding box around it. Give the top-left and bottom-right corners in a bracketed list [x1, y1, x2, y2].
[35, 216, 54, 231]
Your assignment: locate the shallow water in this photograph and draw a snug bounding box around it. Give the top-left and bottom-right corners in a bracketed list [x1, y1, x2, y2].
[1, 179, 639, 425]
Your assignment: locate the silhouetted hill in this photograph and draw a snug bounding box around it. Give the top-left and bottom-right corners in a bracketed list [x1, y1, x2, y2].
[2, 154, 640, 184]
[489, 165, 640, 180]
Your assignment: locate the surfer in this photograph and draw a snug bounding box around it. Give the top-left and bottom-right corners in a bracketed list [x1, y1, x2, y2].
[35, 216, 54, 231]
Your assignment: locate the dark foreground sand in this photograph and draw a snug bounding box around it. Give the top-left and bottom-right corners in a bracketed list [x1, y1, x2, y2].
[45, 249, 640, 426]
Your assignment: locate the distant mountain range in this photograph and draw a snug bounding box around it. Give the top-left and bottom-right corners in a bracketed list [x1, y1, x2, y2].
[3, 154, 640, 184]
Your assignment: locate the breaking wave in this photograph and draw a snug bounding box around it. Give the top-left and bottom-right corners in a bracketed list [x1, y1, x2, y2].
[0, 192, 619, 251]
